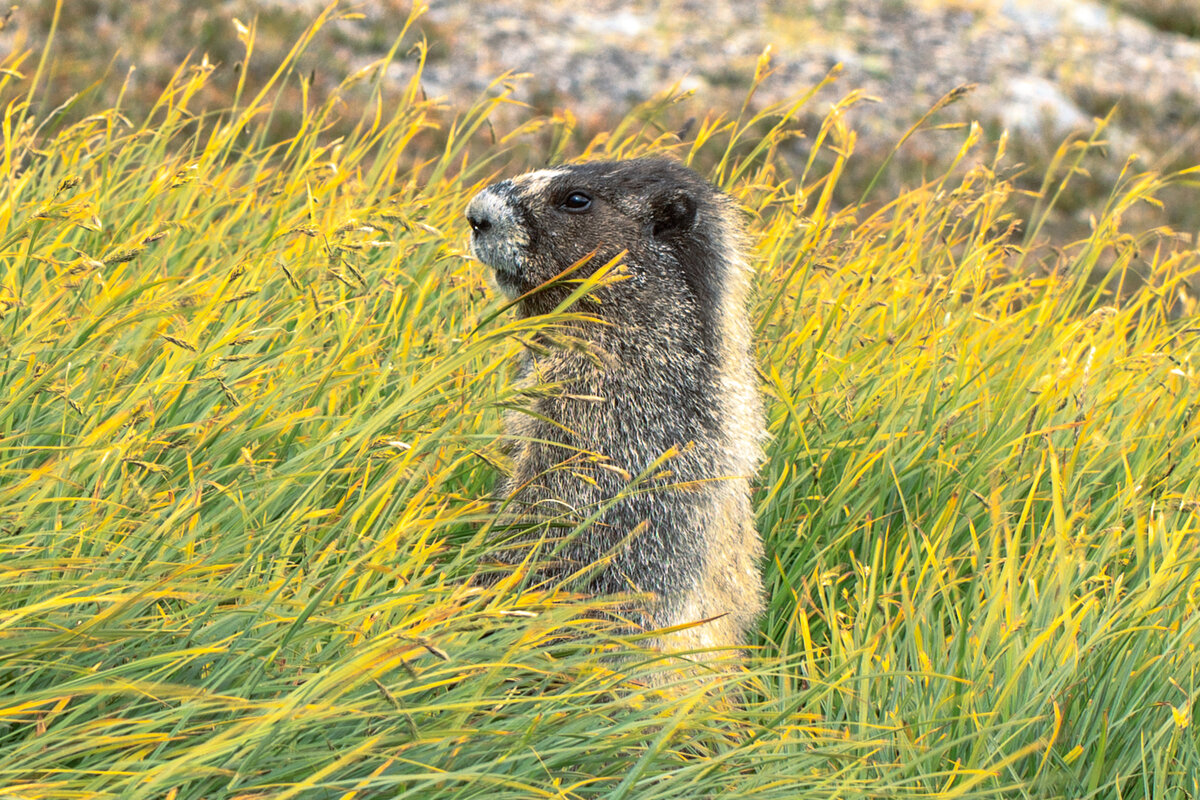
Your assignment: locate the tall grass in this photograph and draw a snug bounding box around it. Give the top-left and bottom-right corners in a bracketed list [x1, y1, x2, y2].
[0, 6, 1197, 799]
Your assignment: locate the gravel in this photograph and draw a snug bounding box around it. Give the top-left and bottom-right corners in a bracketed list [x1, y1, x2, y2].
[404, 0, 1200, 159]
[6, 0, 1200, 170]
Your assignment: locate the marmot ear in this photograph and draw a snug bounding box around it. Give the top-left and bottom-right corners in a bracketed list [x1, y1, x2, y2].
[650, 191, 697, 238]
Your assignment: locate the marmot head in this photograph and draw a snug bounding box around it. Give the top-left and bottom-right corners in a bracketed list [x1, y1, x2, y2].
[466, 158, 743, 330]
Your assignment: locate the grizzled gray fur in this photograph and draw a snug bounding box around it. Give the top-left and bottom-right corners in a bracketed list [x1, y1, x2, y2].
[466, 157, 765, 656]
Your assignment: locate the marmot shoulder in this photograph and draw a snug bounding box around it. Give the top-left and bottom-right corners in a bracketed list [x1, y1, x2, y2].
[466, 157, 765, 657]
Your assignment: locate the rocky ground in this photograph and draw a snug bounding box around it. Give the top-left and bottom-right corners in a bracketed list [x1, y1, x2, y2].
[411, 0, 1200, 237]
[417, 0, 1200, 137]
[5, 0, 1200, 231]
[7, 1, 1200, 144]
[408, 0, 1200, 169]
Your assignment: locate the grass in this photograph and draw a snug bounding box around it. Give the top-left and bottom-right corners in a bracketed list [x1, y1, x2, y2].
[0, 5, 1198, 799]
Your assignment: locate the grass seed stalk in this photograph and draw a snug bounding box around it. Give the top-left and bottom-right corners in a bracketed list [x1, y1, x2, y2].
[0, 6, 1198, 799]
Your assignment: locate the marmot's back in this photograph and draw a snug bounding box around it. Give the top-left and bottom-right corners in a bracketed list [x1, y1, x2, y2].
[467, 158, 764, 655]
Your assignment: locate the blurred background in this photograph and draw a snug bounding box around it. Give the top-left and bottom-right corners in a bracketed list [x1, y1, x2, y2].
[4, 0, 1200, 243]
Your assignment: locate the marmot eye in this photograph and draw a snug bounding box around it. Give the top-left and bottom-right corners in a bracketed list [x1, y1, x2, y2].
[560, 191, 593, 213]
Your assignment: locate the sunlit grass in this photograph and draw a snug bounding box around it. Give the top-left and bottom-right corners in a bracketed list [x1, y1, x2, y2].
[0, 5, 1197, 800]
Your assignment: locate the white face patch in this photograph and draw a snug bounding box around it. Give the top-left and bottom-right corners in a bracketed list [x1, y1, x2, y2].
[510, 167, 568, 197]
[467, 188, 527, 247]
[466, 184, 531, 297]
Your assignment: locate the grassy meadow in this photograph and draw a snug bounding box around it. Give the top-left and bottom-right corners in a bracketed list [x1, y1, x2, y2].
[2, 6, 1200, 799]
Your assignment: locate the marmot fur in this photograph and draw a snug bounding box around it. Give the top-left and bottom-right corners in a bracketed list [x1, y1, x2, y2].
[466, 157, 765, 656]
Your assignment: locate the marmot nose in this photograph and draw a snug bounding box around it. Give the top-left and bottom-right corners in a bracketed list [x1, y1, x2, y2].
[467, 213, 491, 234]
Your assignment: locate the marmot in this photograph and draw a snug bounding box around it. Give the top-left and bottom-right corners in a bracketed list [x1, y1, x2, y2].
[466, 157, 765, 657]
